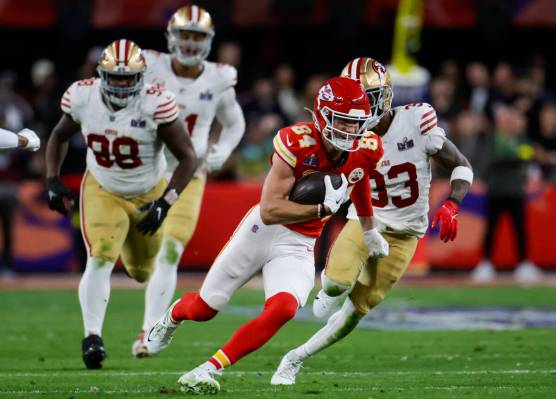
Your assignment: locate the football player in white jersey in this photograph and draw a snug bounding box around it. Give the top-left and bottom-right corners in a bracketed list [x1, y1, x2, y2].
[272, 58, 474, 385]
[0, 128, 40, 151]
[45, 39, 197, 369]
[132, 4, 245, 356]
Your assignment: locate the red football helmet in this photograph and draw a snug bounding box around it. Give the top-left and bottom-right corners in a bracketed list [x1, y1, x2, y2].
[312, 77, 372, 152]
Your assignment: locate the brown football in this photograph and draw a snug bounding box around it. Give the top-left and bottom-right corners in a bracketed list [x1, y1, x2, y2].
[288, 172, 343, 205]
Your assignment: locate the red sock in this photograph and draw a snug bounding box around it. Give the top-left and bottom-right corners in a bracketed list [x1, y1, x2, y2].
[171, 292, 218, 322]
[208, 292, 298, 369]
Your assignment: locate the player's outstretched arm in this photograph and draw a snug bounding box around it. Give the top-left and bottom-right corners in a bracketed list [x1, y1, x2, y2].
[432, 139, 473, 204]
[137, 119, 198, 236]
[45, 114, 81, 215]
[207, 88, 246, 172]
[157, 119, 198, 194]
[431, 139, 474, 242]
[260, 154, 324, 225]
[0, 128, 40, 151]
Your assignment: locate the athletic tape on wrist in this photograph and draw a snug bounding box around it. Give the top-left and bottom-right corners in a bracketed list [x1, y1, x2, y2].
[450, 166, 473, 185]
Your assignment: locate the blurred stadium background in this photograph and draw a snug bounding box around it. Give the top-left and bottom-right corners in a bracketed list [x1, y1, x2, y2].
[1, 1, 556, 398]
[1, 0, 555, 276]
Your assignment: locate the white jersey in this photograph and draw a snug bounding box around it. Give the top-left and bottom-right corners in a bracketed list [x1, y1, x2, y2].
[61, 78, 178, 198]
[347, 103, 446, 237]
[143, 50, 238, 172]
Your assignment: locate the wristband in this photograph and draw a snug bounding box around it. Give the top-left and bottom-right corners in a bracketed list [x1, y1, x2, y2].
[163, 188, 179, 205]
[450, 166, 473, 185]
[316, 203, 322, 218]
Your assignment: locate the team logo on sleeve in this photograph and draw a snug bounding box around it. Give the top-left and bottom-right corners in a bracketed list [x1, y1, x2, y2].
[348, 167, 365, 183]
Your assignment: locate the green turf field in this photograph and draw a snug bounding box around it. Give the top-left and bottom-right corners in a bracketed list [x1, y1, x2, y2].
[1, 286, 555, 398]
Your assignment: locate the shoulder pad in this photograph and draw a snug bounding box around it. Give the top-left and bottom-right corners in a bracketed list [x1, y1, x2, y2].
[402, 102, 438, 135]
[212, 62, 238, 91]
[359, 131, 384, 165]
[141, 84, 179, 124]
[60, 78, 97, 118]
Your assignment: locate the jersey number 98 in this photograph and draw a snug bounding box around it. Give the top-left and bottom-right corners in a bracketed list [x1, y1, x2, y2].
[87, 134, 142, 169]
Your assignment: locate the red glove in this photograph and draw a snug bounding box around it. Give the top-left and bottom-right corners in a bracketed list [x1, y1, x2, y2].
[431, 199, 459, 242]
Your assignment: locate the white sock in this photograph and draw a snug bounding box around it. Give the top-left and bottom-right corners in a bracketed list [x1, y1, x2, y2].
[293, 297, 363, 361]
[321, 270, 351, 297]
[142, 236, 184, 331]
[78, 257, 115, 337]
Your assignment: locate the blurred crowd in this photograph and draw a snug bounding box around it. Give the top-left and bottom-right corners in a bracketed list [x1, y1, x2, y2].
[2, 43, 555, 183]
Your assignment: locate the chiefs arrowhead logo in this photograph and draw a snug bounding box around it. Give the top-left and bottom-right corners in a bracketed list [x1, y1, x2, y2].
[318, 83, 335, 102]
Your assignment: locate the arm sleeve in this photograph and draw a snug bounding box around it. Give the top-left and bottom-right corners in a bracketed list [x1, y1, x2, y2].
[152, 90, 179, 125]
[60, 81, 82, 123]
[350, 177, 374, 217]
[418, 104, 446, 155]
[272, 128, 299, 169]
[0, 128, 18, 149]
[214, 87, 246, 158]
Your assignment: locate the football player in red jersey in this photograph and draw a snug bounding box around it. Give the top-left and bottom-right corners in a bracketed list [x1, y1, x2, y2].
[144, 77, 387, 394]
[272, 58, 473, 386]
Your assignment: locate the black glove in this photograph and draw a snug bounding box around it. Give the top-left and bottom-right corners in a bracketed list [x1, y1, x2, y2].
[137, 197, 171, 236]
[46, 176, 74, 215]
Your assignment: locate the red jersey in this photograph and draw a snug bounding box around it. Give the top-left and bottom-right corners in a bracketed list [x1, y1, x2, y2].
[272, 122, 384, 237]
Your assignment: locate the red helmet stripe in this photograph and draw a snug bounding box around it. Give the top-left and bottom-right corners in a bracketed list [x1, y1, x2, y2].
[124, 39, 130, 65]
[114, 40, 120, 63]
[355, 58, 363, 80]
[185, 5, 191, 21]
[345, 60, 354, 78]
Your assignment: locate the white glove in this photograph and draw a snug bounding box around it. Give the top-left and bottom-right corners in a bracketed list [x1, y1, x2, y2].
[363, 228, 389, 258]
[206, 144, 228, 172]
[323, 174, 348, 215]
[17, 129, 40, 152]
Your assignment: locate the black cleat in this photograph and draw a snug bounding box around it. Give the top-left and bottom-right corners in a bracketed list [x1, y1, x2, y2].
[82, 334, 106, 369]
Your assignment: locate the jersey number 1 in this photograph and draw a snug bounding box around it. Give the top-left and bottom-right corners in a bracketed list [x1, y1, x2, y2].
[87, 134, 142, 169]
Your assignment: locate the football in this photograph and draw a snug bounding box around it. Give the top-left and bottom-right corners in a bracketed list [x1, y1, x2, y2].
[288, 172, 343, 204]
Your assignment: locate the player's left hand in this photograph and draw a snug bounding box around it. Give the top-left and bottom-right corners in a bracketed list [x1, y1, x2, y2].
[431, 199, 459, 242]
[206, 144, 227, 172]
[363, 228, 389, 258]
[137, 197, 171, 235]
[17, 128, 40, 152]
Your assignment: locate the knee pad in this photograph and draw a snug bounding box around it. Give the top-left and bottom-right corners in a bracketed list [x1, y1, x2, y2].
[350, 282, 384, 315]
[265, 292, 298, 323]
[126, 266, 152, 283]
[174, 292, 218, 321]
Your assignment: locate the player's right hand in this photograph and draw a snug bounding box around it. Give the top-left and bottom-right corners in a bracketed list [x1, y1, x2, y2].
[46, 177, 74, 215]
[17, 128, 40, 152]
[136, 198, 171, 236]
[323, 174, 348, 215]
[363, 228, 389, 258]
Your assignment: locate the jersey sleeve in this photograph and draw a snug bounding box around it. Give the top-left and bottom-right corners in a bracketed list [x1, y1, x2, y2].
[350, 177, 373, 217]
[60, 80, 92, 124]
[360, 132, 384, 168]
[272, 127, 301, 169]
[214, 63, 238, 92]
[150, 88, 179, 125]
[417, 103, 446, 155]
